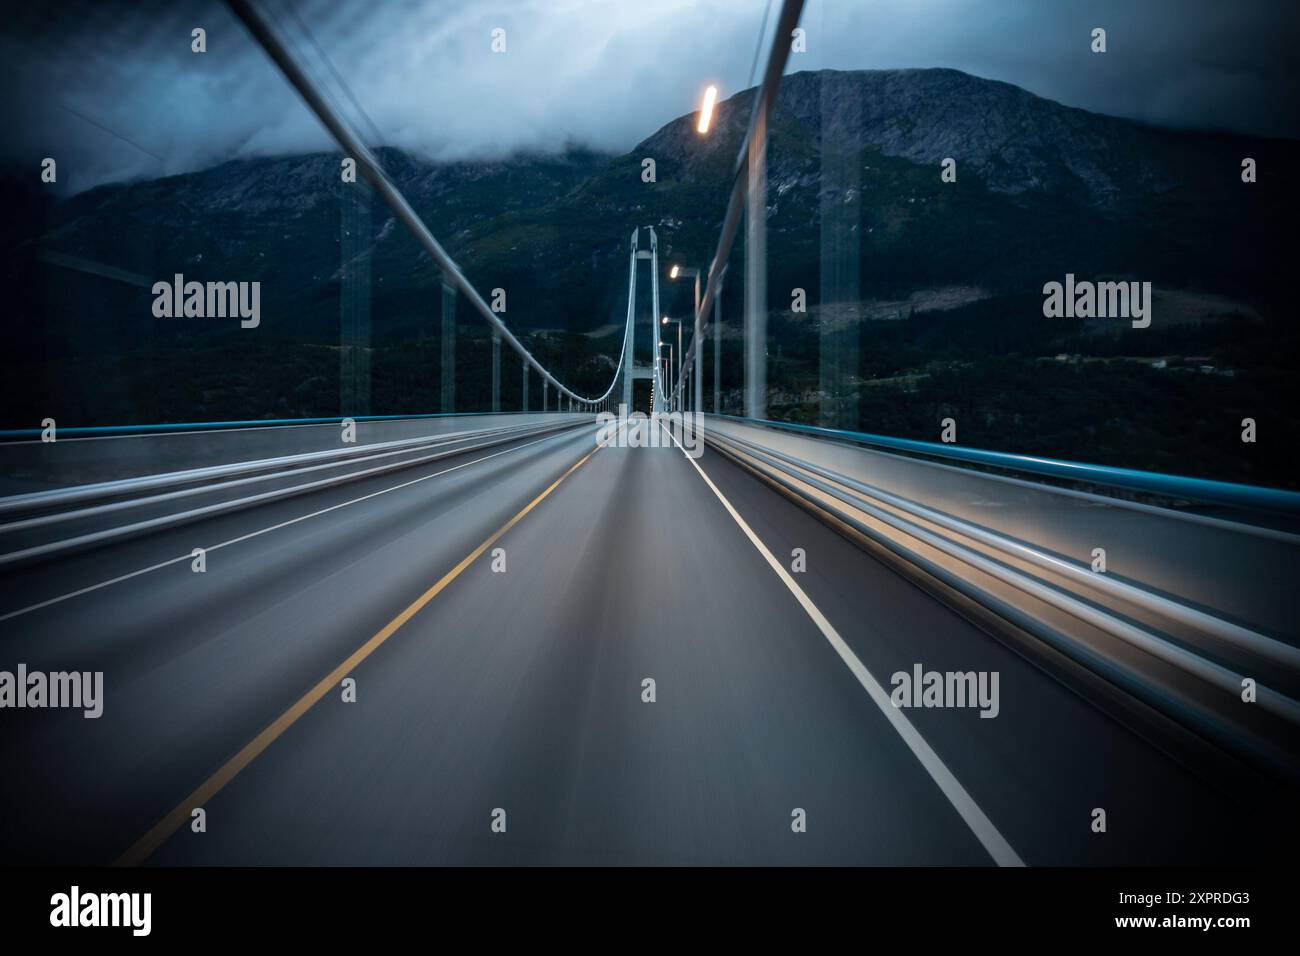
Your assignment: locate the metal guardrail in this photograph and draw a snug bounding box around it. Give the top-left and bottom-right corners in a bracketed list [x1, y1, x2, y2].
[706, 423, 1300, 782]
[714, 414, 1300, 516]
[0, 411, 543, 442]
[0, 417, 588, 568]
[711, 427, 1300, 673]
[0, 419, 562, 518]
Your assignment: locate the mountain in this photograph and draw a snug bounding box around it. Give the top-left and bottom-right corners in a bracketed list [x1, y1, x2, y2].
[640, 67, 1191, 202]
[7, 67, 1297, 355]
[633, 68, 1296, 304]
[3, 68, 1298, 474]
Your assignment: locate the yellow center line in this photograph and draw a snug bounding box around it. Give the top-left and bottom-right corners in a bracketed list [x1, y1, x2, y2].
[115, 445, 600, 867]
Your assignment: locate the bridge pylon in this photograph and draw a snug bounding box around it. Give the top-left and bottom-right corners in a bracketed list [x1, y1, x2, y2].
[621, 226, 661, 414]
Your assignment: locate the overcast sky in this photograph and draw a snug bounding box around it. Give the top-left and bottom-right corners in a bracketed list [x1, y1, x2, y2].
[4, 0, 1298, 195]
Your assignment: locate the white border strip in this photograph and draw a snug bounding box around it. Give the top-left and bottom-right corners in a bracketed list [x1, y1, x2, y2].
[670, 426, 1025, 867]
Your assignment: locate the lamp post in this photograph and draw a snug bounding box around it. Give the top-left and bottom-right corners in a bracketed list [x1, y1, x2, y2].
[668, 265, 702, 414]
[659, 340, 673, 412]
[660, 316, 682, 412]
[664, 84, 714, 416]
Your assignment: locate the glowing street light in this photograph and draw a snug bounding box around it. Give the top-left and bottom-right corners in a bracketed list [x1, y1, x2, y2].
[667, 264, 702, 413]
[661, 316, 682, 410]
[697, 85, 718, 134]
[658, 340, 674, 408]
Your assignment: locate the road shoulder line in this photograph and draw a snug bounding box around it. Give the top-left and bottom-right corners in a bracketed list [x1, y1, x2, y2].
[674, 429, 1025, 867]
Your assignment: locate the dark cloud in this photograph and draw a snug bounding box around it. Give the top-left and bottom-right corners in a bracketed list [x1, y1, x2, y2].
[3, 0, 1297, 195]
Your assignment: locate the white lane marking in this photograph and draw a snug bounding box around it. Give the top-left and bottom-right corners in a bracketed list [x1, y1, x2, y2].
[0, 428, 588, 623]
[670, 426, 1025, 867]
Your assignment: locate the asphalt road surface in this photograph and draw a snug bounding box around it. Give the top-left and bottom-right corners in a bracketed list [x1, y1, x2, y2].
[0, 422, 1287, 865]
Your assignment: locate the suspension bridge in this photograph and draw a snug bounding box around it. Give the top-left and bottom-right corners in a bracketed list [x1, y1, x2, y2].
[1, 0, 1297, 867]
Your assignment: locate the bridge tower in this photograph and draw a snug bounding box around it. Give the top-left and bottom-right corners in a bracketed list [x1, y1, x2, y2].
[621, 226, 660, 414]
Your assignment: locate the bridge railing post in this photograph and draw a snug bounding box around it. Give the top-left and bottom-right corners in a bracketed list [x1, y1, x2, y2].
[744, 106, 767, 421]
[713, 288, 722, 414]
[440, 276, 456, 413]
[340, 179, 372, 418]
[694, 304, 703, 419]
[491, 332, 501, 412]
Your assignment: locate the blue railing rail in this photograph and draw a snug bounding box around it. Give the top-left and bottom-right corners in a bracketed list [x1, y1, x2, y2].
[712, 414, 1300, 516]
[0, 410, 562, 442]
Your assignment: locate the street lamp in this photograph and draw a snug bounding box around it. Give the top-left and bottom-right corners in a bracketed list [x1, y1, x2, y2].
[658, 339, 673, 411]
[661, 316, 682, 411]
[697, 85, 718, 135]
[668, 265, 702, 412]
[668, 267, 701, 324]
